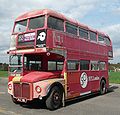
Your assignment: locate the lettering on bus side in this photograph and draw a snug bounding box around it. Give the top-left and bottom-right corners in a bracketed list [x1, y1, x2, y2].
[36, 30, 46, 48]
[80, 72, 100, 88]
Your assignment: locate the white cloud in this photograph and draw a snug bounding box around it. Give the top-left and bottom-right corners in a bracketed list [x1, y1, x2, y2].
[113, 7, 120, 15]
[114, 48, 120, 57]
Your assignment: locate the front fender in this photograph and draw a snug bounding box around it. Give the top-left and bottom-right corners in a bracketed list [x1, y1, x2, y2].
[33, 78, 65, 99]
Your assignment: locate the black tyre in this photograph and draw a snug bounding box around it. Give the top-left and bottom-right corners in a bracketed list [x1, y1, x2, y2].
[46, 86, 63, 110]
[11, 96, 19, 104]
[100, 80, 106, 95]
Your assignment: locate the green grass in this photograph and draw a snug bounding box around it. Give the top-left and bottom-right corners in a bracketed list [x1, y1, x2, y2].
[109, 72, 120, 84]
[0, 71, 8, 77]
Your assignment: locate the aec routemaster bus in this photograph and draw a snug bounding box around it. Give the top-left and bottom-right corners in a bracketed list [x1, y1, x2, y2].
[8, 9, 113, 110]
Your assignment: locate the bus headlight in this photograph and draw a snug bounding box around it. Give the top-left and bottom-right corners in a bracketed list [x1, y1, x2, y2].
[35, 86, 41, 93]
[8, 84, 12, 90]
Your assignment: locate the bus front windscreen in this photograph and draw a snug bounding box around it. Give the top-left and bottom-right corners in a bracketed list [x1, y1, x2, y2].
[10, 55, 22, 65]
[9, 55, 23, 73]
[28, 16, 45, 30]
[14, 20, 27, 33]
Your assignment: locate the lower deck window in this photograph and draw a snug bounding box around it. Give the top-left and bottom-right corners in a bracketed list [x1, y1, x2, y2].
[80, 60, 90, 70]
[48, 61, 56, 71]
[48, 61, 63, 71]
[91, 61, 99, 70]
[99, 62, 106, 70]
[67, 61, 79, 70]
[91, 61, 106, 71]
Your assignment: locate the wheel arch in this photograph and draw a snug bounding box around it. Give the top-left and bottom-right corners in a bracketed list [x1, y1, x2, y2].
[47, 82, 65, 97]
[100, 77, 106, 84]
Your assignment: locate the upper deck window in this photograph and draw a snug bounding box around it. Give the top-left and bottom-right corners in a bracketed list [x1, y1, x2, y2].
[14, 20, 27, 33]
[79, 28, 88, 39]
[48, 16, 64, 31]
[98, 35, 105, 44]
[90, 31, 97, 42]
[105, 37, 111, 46]
[28, 16, 45, 30]
[66, 22, 77, 35]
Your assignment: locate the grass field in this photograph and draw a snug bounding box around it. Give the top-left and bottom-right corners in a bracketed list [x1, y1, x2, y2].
[0, 71, 120, 84]
[0, 71, 8, 77]
[109, 72, 120, 84]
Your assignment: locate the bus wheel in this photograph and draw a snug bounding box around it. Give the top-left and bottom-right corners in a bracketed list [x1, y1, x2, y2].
[46, 86, 62, 110]
[11, 96, 19, 104]
[100, 80, 106, 95]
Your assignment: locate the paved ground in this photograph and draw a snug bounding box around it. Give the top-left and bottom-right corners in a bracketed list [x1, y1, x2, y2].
[0, 78, 120, 115]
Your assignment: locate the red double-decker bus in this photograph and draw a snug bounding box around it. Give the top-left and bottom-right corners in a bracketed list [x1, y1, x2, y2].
[8, 9, 113, 110]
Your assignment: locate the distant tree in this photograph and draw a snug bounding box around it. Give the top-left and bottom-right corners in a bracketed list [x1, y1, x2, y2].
[0, 63, 8, 71]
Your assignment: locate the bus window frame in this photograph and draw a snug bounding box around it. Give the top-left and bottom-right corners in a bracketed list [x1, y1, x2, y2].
[65, 22, 78, 36]
[67, 60, 79, 71]
[48, 60, 64, 71]
[89, 31, 97, 43]
[13, 19, 28, 34]
[90, 61, 99, 71]
[80, 60, 90, 71]
[104, 36, 111, 46]
[28, 15, 45, 30]
[98, 34, 105, 45]
[79, 27, 89, 40]
[47, 16, 64, 32]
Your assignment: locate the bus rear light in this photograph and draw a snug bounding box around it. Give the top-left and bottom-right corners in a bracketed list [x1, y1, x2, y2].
[35, 86, 42, 93]
[8, 84, 12, 90]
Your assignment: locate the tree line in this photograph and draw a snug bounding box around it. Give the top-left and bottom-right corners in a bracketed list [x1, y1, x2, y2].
[0, 63, 8, 71]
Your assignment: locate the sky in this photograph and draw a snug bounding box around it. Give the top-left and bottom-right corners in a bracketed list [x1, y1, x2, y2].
[0, 0, 120, 64]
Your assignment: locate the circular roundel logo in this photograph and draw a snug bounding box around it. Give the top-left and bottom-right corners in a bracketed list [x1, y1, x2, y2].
[80, 72, 88, 88]
[37, 32, 46, 41]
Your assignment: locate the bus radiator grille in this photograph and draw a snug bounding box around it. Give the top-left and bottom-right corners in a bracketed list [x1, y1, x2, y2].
[13, 83, 30, 99]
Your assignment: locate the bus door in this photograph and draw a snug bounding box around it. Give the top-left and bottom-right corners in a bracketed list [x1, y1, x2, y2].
[67, 61, 80, 99]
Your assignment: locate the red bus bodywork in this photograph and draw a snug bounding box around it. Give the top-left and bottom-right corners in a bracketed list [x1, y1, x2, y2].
[8, 9, 113, 110]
